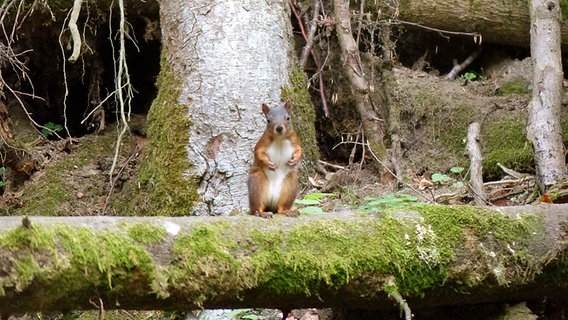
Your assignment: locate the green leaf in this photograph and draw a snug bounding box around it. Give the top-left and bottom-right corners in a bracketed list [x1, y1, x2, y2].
[450, 166, 465, 174]
[431, 173, 451, 183]
[229, 309, 253, 318]
[299, 206, 325, 215]
[295, 198, 321, 205]
[303, 192, 337, 200]
[242, 315, 260, 320]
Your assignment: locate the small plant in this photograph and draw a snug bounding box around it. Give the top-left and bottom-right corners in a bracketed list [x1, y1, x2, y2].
[359, 193, 421, 213]
[295, 192, 336, 215]
[0, 167, 5, 188]
[462, 71, 481, 81]
[229, 309, 260, 320]
[431, 173, 451, 183]
[41, 122, 64, 137]
[431, 166, 466, 187]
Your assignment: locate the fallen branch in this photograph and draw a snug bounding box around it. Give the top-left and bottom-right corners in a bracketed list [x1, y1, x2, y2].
[1, 205, 568, 314]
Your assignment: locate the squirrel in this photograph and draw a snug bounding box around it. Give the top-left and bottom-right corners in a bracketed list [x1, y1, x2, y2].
[248, 100, 302, 218]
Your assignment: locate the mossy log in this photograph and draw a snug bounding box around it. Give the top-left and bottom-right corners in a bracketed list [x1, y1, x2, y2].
[392, 0, 568, 48]
[1, 204, 568, 314]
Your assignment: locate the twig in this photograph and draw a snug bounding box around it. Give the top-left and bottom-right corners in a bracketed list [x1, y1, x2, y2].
[355, 0, 364, 47]
[385, 278, 413, 320]
[289, 0, 307, 40]
[466, 122, 487, 205]
[290, 0, 330, 117]
[497, 162, 525, 179]
[299, 0, 320, 69]
[67, 0, 83, 62]
[317, 159, 346, 170]
[393, 19, 482, 42]
[443, 47, 483, 80]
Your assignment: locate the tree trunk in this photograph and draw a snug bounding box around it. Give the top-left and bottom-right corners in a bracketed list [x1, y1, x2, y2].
[2, 205, 568, 314]
[393, 0, 568, 48]
[159, 0, 295, 215]
[526, 0, 566, 192]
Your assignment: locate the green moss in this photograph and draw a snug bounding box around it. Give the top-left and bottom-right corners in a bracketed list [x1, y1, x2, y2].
[113, 51, 199, 216]
[13, 132, 124, 216]
[127, 223, 167, 244]
[0, 224, 156, 300]
[244, 214, 447, 296]
[483, 115, 533, 179]
[281, 66, 321, 173]
[168, 222, 241, 305]
[497, 78, 531, 96]
[561, 0, 568, 20]
[0, 208, 545, 306]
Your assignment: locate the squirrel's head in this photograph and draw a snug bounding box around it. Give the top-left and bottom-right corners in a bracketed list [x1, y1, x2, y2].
[262, 101, 293, 136]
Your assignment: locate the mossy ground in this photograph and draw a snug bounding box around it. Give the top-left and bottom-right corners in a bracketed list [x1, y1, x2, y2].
[3, 130, 136, 216]
[392, 67, 536, 181]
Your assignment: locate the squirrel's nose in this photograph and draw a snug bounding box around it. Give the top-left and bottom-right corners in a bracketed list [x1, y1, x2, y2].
[275, 125, 284, 134]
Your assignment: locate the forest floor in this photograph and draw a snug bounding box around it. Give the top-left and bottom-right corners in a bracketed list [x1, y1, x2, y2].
[1, 57, 557, 219]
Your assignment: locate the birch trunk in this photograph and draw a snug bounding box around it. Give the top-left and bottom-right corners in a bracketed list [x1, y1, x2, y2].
[526, 0, 566, 192]
[159, 0, 294, 215]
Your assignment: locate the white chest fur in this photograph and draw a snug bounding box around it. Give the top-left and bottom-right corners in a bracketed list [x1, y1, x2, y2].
[264, 138, 294, 208]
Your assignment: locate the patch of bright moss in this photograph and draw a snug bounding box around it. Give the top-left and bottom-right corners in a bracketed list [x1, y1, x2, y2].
[561, 0, 568, 20]
[0, 225, 155, 301]
[483, 115, 533, 179]
[114, 51, 199, 216]
[169, 222, 240, 305]
[127, 223, 167, 244]
[497, 78, 530, 96]
[245, 214, 448, 297]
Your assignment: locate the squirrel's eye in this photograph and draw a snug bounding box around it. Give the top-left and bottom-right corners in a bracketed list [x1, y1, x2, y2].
[267, 119, 271, 123]
[286, 116, 290, 120]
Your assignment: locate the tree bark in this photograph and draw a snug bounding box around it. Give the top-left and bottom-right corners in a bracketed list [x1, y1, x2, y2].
[526, 0, 566, 192]
[2, 204, 568, 314]
[394, 0, 568, 49]
[159, 0, 294, 215]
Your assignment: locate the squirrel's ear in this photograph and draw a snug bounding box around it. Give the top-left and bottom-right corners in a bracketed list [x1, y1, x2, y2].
[261, 103, 270, 116]
[283, 100, 293, 111]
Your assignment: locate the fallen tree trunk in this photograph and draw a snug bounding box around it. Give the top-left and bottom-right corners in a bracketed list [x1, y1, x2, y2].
[1, 204, 568, 314]
[389, 0, 568, 48]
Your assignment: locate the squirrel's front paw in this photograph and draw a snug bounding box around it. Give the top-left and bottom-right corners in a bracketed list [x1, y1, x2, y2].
[286, 157, 299, 167]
